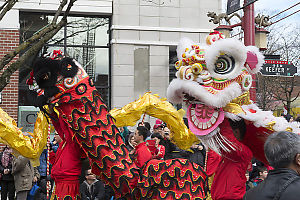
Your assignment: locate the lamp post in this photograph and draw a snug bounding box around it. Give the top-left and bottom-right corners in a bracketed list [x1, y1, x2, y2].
[243, 2, 255, 46]
[243, 2, 256, 101]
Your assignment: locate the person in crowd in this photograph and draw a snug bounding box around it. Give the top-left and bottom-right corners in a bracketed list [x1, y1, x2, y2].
[127, 133, 136, 153]
[152, 119, 164, 135]
[119, 126, 130, 144]
[50, 131, 61, 153]
[38, 148, 50, 182]
[163, 126, 171, 140]
[138, 121, 151, 131]
[244, 131, 300, 199]
[251, 166, 268, 186]
[189, 142, 206, 167]
[33, 179, 47, 200]
[138, 121, 152, 141]
[80, 169, 106, 200]
[159, 127, 182, 159]
[151, 133, 165, 159]
[0, 146, 15, 200]
[79, 158, 92, 185]
[245, 171, 254, 191]
[133, 126, 153, 168]
[49, 132, 63, 166]
[249, 158, 265, 181]
[12, 155, 40, 200]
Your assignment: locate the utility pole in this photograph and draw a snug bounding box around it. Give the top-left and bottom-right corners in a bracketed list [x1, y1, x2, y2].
[242, 1, 256, 101]
[243, 2, 255, 46]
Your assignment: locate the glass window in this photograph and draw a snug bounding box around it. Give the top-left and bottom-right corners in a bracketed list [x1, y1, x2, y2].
[19, 12, 111, 107]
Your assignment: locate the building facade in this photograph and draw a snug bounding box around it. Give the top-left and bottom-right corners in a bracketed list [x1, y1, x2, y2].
[0, 0, 221, 129]
[111, 0, 222, 108]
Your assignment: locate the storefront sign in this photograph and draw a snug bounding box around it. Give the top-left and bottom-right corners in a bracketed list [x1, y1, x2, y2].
[260, 60, 297, 77]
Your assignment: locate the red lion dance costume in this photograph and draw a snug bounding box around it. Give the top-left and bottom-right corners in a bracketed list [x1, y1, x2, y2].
[27, 50, 207, 200]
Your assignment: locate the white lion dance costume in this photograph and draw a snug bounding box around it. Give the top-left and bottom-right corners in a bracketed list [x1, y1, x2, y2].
[167, 31, 300, 199]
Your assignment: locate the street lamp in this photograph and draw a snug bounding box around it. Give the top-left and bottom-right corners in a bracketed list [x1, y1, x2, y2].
[214, 25, 233, 38]
[255, 27, 269, 50]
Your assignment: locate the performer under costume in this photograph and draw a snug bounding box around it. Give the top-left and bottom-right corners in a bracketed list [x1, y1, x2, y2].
[27, 51, 207, 200]
[208, 119, 253, 200]
[50, 115, 83, 199]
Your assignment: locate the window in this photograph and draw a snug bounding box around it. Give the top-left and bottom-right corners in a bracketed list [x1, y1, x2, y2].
[169, 46, 182, 110]
[19, 13, 111, 107]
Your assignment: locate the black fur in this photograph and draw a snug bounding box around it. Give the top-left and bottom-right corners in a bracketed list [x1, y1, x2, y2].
[59, 57, 78, 78]
[33, 58, 60, 88]
[29, 56, 79, 109]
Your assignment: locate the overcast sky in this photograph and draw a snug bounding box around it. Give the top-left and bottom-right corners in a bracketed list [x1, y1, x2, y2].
[222, 0, 300, 25]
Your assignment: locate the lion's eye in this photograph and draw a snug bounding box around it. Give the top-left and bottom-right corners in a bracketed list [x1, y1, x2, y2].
[214, 55, 235, 74]
[42, 72, 51, 80]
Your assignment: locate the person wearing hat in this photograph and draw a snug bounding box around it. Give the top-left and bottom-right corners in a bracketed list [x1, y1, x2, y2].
[153, 119, 164, 137]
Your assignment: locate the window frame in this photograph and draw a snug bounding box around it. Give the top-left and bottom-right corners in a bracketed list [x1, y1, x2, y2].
[18, 12, 112, 108]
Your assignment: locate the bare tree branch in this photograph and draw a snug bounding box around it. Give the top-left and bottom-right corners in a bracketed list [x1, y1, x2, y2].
[0, 0, 77, 91]
[0, 0, 76, 72]
[52, 0, 68, 24]
[0, 0, 17, 21]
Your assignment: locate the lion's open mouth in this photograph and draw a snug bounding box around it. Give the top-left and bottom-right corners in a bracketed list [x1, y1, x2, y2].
[184, 93, 224, 136]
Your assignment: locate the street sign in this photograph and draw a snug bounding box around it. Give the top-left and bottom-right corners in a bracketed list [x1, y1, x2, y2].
[260, 60, 297, 77]
[244, 0, 258, 7]
[18, 106, 40, 133]
[227, 0, 259, 15]
[227, 0, 241, 15]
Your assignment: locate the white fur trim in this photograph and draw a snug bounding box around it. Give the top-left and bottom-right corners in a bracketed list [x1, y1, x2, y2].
[245, 46, 265, 74]
[167, 79, 243, 108]
[225, 112, 242, 121]
[230, 103, 300, 133]
[205, 38, 247, 80]
[176, 37, 194, 60]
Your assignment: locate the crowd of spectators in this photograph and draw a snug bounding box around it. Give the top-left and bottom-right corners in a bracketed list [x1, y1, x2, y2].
[3, 118, 293, 200]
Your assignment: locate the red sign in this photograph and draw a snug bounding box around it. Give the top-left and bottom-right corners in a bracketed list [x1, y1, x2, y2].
[261, 60, 297, 76]
[265, 60, 290, 65]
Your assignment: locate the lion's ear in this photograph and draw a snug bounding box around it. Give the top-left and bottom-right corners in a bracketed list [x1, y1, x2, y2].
[59, 57, 78, 78]
[245, 46, 265, 74]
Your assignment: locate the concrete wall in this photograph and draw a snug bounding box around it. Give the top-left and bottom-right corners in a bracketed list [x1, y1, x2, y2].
[111, 0, 222, 109]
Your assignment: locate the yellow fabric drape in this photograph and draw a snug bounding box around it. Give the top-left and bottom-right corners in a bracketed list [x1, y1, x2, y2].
[110, 93, 199, 150]
[0, 108, 49, 165]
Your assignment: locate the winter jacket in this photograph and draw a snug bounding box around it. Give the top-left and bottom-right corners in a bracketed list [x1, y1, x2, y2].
[38, 149, 49, 177]
[244, 168, 300, 200]
[34, 179, 48, 200]
[50, 141, 59, 153]
[12, 155, 40, 193]
[80, 179, 105, 200]
[134, 142, 153, 168]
